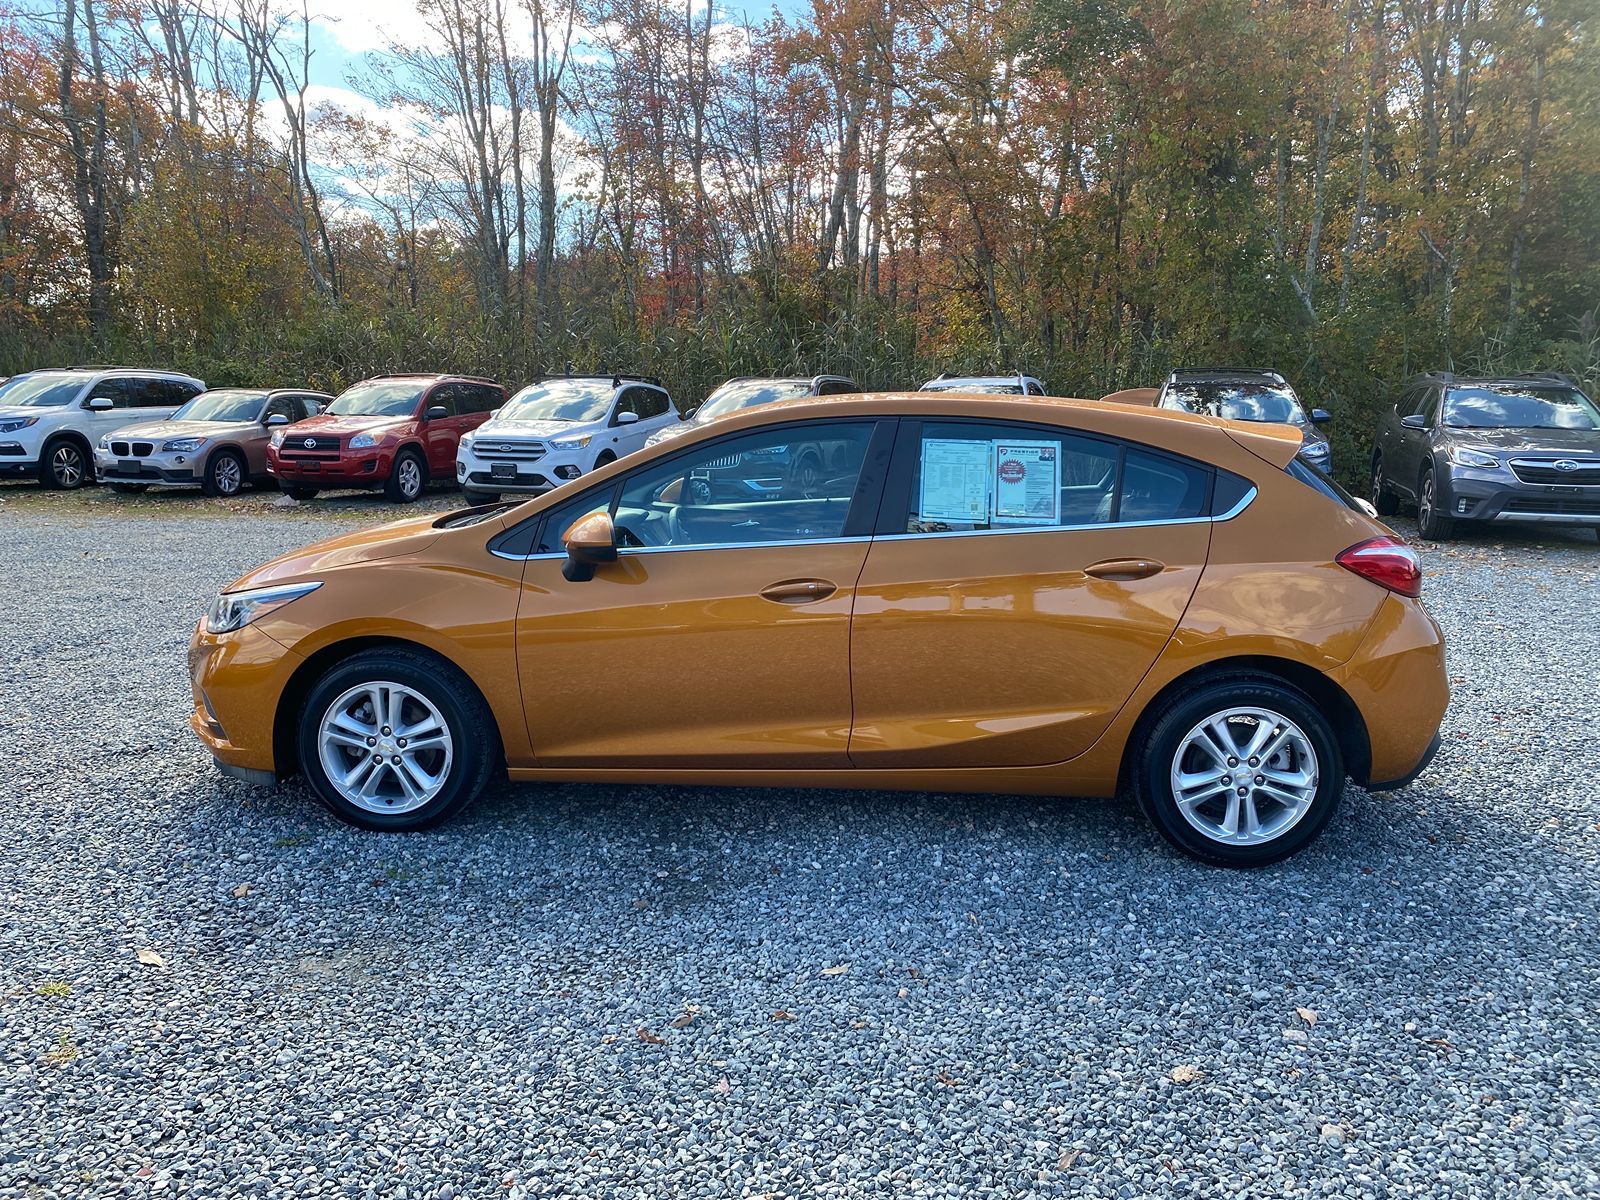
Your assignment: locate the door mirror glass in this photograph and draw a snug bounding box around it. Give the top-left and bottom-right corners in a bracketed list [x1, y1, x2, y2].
[426, 405, 448, 421]
[87, 396, 114, 411]
[265, 413, 289, 427]
[1400, 413, 1427, 430]
[616, 409, 639, 425]
[562, 510, 618, 581]
[1310, 408, 1332, 425]
[680, 406, 698, 420]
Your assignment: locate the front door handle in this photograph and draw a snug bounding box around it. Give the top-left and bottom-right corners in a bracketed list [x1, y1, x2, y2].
[1083, 558, 1165, 581]
[760, 578, 837, 604]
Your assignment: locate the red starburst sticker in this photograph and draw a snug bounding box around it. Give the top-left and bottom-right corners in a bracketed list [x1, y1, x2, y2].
[998, 458, 1026, 483]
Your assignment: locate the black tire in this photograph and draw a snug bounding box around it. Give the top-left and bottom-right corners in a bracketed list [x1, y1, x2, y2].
[110, 483, 149, 494]
[791, 452, 823, 497]
[39, 438, 91, 489]
[201, 448, 247, 497]
[1369, 452, 1399, 517]
[286, 485, 320, 501]
[384, 448, 427, 503]
[594, 451, 617, 468]
[461, 488, 499, 506]
[1415, 463, 1455, 540]
[1130, 674, 1345, 867]
[296, 648, 500, 831]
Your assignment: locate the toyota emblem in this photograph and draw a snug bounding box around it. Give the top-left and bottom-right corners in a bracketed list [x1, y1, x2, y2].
[304, 437, 317, 449]
[1554, 459, 1579, 472]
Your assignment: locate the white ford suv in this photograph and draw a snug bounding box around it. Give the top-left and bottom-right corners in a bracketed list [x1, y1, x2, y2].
[456, 374, 679, 504]
[0, 366, 206, 488]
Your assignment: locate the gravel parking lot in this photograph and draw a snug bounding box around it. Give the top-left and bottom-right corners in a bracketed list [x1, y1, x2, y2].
[2, 483, 1598, 1199]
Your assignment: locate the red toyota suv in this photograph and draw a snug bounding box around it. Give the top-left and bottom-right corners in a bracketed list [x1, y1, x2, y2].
[267, 374, 505, 502]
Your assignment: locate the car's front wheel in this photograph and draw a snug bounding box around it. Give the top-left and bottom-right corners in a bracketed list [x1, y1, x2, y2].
[201, 448, 246, 497]
[1416, 464, 1455, 540]
[297, 648, 499, 830]
[384, 449, 427, 503]
[40, 439, 90, 489]
[1132, 676, 1344, 867]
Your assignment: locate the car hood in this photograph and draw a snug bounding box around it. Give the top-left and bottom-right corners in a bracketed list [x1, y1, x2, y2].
[474, 418, 591, 440]
[646, 421, 697, 444]
[1437, 425, 1600, 455]
[289, 414, 413, 438]
[108, 418, 260, 440]
[227, 513, 445, 591]
[0, 405, 51, 421]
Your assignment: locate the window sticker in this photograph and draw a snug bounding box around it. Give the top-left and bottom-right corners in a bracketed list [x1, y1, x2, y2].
[918, 438, 992, 523]
[992, 441, 1060, 525]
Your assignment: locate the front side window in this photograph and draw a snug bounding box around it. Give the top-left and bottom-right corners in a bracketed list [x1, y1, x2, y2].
[633, 388, 670, 419]
[87, 378, 130, 405]
[0, 374, 86, 408]
[327, 381, 426, 417]
[1163, 382, 1307, 427]
[1443, 384, 1600, 431]
[612, 422, 874, 550]
[900, 421, 1212, 532]
[175, 390, 267, 423]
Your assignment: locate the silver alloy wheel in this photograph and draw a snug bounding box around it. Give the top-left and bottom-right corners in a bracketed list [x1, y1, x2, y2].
[1419, 470, 1435, 524]
[397, 456, 423, 498]
[52, 444, 85, 487]
[214, 455, 242, 494]
[316, 681, 454, 814]
[1169, 706, 1319, 846]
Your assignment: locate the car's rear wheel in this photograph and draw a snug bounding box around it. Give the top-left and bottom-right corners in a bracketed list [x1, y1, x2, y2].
[1132, 676, 1344, 867]
[297, 649, 498, 831]
[1370, 452, 1399, 516]
[384, 449, 426, 503]
[40, 439, 90, 489]
[286, 485, 320, 501]
[1416, 464, 1455, 540]
[201, 448, 246, 497]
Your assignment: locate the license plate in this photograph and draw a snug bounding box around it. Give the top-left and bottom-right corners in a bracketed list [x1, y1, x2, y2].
[117, 459, 139, 473]
[491, 462, 516, 480]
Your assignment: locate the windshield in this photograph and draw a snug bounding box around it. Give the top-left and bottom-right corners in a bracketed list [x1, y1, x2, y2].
[1164, 383, 1307, 426]
[697, 379, 810, 421]
[1443, 384, 1600, 430]
[0, 374, 86, 408]
[499, 380, 615, 423]
[173, 389, 266, 423]
[326, 381, 426, 417]
[921, 381, 1026, 395]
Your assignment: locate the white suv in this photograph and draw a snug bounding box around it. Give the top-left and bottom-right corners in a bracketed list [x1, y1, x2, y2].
[456, 375, 679, 504]
[919, 372, 1047, 396]
[0, 366, 206, 488]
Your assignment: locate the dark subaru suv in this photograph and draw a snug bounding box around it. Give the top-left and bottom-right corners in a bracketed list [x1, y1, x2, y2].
[1370, 371, 1600, 540]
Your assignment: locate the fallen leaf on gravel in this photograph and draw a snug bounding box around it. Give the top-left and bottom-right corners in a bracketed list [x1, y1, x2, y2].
[1170, 1064, 1203, 1084]
[600, 1034, 618, 1045]
[671, 1013, 694, 1029]
[715, 1077, 730, 1094]
[821, 963, 850, 976]
[1057, 1149, 1081, 1170]
[631, 898, 649, 910]
[136, 949, 167, 970]
[771, 1009, 796, 1021]
[1296, 1007, 1319, 1026]
[636, 1028, 665, 1045]
[232, 882, 252, 899]
[935, 1070, 961, 1087]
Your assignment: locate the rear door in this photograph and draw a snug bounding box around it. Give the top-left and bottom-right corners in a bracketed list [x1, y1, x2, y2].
[847, 418, 1215, 768]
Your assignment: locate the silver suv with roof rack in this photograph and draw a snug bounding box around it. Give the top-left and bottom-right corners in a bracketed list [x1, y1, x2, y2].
[919, 372, 1047, 396]
[644, 375, 860, 452]
[1156, 367, 1332, 474]
[0, 366, 206, 488]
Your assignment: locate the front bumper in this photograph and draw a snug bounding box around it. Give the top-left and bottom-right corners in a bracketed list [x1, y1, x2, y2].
[188, 618, 302, 775]
[94, 446, 203, 486]
[269, 448, 392, 487]
[456, 448, 587, 494]
[1440, 467, 1600, 526]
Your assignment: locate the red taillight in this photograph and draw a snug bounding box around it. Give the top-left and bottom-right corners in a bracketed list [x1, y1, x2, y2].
[1336, 536, 1422, 598]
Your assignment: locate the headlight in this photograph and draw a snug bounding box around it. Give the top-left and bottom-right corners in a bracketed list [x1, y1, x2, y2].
[549, 433, 593, 450]
[98, 433, 113, 449]
[349, 432, 379, 449]
[1450, 446, 1499, 470]
[0, 416, 38, 433]
[269, 429, 287, 448]
[163, 437, 205, 453]
[206, 581, 321, 634]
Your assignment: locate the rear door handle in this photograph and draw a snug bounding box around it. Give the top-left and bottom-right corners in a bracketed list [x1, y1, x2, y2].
[1083, 558, 1165, 581]
[760, 578, 837, 604]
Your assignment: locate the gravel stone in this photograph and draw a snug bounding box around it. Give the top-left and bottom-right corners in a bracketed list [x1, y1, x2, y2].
[1, 488, 1598, 1198]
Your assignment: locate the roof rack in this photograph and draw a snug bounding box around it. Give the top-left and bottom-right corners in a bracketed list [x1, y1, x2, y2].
[527, 371, 664, 388]
[1170, 366, 1289, 384]
[1509, 370, 1579, 387]
[67, 364, 194, 374]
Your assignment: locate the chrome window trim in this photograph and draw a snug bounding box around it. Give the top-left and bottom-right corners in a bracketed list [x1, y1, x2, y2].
[490, 487, 1256, 560]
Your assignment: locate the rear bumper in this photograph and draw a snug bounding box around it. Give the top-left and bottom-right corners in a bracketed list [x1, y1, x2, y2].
[1440, 470, 1600, 526]
[1366, 732, 1441, 792]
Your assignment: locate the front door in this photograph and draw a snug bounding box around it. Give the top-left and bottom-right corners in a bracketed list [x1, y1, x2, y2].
[514, 418, 892, 767]
[848, 419, 1214, 768]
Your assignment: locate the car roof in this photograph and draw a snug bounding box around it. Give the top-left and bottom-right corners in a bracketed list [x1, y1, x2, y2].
[1168, 368, 1290, 386]
[920, 374, 1043, 387]
[1412, 371, 1583, 389]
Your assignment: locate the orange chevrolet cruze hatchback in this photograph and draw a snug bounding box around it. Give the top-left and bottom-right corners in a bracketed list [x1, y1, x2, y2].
[189, 393, 1448, 866]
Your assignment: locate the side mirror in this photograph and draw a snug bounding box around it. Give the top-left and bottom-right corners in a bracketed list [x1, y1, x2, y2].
[426, 405, 448, 421]
[1310, 408, 1332, 425]
[1400, 413, 1427, 430]
[87, 396, 114, 411]
[615, 410, 639, 425]
[265, 413, 289, 427]
[561, 511, 618, 581]
[680, 406, 699, 421]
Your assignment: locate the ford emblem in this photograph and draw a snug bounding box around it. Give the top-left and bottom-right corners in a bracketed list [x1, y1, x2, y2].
[498, 444, 513, 453]
[1554, 459, 1579, 472]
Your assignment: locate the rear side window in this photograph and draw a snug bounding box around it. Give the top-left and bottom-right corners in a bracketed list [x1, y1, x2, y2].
[1120, 449, 1209, 522]
[460, 384, 502, 414]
